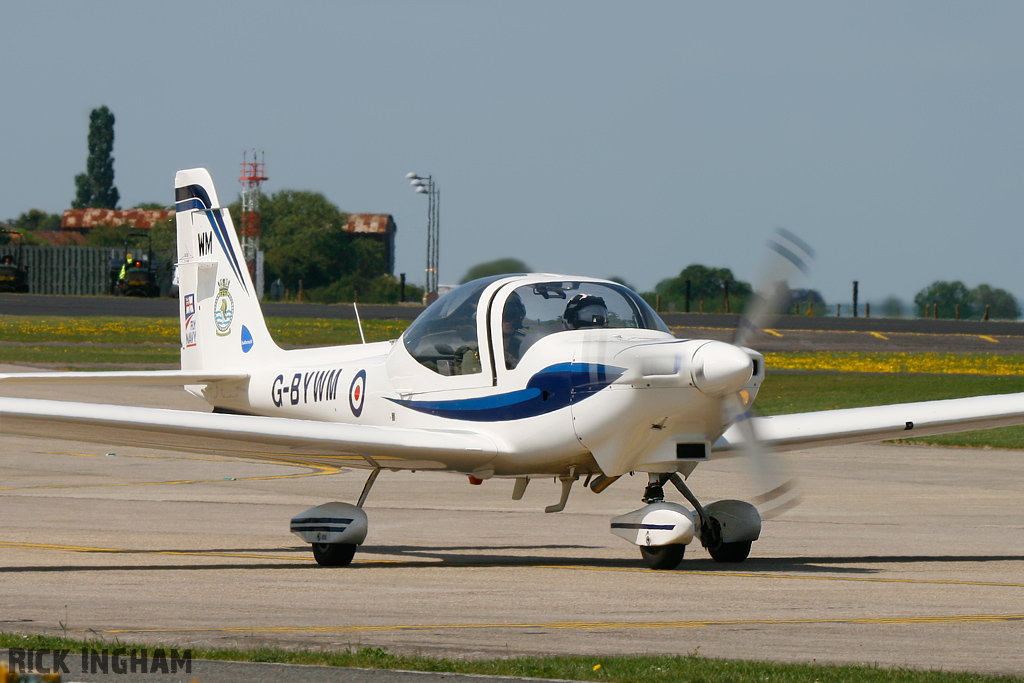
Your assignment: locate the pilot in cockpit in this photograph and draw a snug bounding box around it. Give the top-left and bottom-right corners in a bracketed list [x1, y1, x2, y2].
[563, 294, 608, 330]
[502, 292, 528, 369]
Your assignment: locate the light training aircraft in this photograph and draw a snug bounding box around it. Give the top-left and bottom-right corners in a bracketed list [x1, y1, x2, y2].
[3, 168, 1024, 570]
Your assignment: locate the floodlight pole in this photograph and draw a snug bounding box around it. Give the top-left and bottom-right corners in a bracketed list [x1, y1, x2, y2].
[406, 173, 440, 301]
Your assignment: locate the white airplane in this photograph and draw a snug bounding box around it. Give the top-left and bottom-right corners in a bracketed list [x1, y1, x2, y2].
[3, 168, 1024, 569]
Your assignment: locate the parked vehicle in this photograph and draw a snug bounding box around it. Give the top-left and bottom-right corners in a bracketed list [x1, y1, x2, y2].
[110, 233, 160, 297]
[0, 229, 29, 293]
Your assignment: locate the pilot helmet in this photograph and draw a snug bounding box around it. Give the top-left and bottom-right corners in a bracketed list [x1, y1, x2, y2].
[564, 294, 607, 329]
[503, 292, 526, 329]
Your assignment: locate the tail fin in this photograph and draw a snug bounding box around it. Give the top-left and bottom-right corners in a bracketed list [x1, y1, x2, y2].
[175, 168, 280, 371]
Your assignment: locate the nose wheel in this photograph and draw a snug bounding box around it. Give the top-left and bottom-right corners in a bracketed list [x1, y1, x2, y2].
[312, 542, 357, 567]
[636, 473, 757, 568]
[706, 540, 751, 563]
[639, 543, 685, 570]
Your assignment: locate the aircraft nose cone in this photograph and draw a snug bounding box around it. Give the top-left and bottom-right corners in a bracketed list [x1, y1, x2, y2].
[690, 341, 753, 397]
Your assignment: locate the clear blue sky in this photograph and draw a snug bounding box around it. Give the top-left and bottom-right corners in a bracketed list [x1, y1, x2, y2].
[2, 2, 1022, 306]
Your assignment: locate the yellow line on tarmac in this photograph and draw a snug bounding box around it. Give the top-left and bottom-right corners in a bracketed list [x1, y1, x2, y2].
[763, 329, 783, 337]
[0, 541, 312, 562]
[869, 331, 889, 340]
[980, 335, 999, 343]
[39, 451, 246, 463]
[538, 565, 1024, 588]
[91, 613, 1024, 635]
[0, 462, 341, 491]
[6, 541, 1023, 589]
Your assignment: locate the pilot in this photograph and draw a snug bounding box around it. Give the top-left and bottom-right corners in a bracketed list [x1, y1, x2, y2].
[1, 255, 12, 264]
[564, 294, 608, 330]
[502, 292, 527, 369]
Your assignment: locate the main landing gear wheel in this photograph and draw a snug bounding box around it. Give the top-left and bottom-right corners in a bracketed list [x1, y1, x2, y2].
[707, 540, 751, 563]
[311, 542, 356, 567]
[639, 543, 685, 570]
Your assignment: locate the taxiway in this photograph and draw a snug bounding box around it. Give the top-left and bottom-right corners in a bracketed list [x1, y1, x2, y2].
[1, 368, 1023, 675]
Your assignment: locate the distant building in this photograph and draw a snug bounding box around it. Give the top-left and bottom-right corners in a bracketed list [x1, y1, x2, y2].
[343, 214, 397, 275]
[61, 209, 174, 231]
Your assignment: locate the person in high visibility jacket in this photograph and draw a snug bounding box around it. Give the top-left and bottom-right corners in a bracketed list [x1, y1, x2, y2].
[119, 254, 133, 280]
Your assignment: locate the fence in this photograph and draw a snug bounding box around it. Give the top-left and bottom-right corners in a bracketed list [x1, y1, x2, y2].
[0, 245, 176, 296]
[0, 245, 263, 298]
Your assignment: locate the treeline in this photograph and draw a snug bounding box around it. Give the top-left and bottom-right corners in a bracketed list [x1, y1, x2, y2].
[4, 192, 421, 305]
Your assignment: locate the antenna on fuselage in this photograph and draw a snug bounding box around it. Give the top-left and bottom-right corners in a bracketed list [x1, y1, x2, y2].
[353, 302, 366, 344]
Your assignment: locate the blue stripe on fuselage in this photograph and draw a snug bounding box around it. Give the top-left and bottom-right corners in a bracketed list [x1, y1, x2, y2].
[387, 362, 624, 422]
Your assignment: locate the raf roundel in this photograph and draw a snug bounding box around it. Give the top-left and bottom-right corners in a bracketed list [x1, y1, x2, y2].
[349, 369, 367, 417]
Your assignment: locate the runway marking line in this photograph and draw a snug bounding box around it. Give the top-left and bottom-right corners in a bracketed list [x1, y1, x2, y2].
[0, 462, 342, 491]
[4, 542, 1024, 588]
[39, 451, 242, 463]
[763, 329, 783, 337]
[89, 613, 1024, 635]
[980, 335, 999, 343]
[0, 541, 311, 562]
[542, 565, 1024, 588]
[869, 331, 889, 340]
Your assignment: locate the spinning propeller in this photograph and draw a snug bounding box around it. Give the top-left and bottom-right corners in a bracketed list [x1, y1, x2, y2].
[729, 228, 814, 519]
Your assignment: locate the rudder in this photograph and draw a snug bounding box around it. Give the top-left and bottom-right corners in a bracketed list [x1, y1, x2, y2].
[175, 168, 280, 371]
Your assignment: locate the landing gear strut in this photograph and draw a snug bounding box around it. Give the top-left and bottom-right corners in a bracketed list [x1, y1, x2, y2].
[292, 466, 379, 567]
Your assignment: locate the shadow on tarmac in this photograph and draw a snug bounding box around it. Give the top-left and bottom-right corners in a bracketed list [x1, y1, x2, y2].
[5, 543, 1023, 575]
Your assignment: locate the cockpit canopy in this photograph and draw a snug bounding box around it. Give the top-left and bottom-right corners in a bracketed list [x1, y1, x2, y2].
[402, 275, 670, 376]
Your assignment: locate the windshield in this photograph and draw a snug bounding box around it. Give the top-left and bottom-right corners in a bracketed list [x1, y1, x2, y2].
[402, 276, 506, 376]
[502, 281, 670, 369]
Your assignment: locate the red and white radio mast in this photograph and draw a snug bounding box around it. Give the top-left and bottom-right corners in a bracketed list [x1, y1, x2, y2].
[239, 150, 267, 285]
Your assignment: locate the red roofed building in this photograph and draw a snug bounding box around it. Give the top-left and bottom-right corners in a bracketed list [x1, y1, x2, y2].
[61, 209, 174, 231]
[343, 214, 396, 274]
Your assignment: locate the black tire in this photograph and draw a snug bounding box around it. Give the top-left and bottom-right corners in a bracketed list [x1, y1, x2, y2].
[708, 540, 751, 563]
[311, 542, 357, 567]
[639, 543, 685, 570]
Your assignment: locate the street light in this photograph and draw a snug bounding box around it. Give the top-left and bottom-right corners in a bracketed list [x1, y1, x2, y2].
[406, 172, 440, 301]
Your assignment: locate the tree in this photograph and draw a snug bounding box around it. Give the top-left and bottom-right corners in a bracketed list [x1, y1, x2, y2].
[649, 264, 752, 313]
[72, 106, 119, 209]
[607, 276, 637, 291]
[9, 209, 62, 232]
[786, 288, 826, 316]
[879, 296, 907, 318]
[913, 281, 973, 319]
[233, 189, 398, 303]
[248, 190, 350, 291]
[460, 258, 531, 284]
[969, 285, 1022, 320]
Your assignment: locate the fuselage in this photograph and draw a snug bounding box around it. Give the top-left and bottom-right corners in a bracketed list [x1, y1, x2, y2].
[199, 275, 763, 479]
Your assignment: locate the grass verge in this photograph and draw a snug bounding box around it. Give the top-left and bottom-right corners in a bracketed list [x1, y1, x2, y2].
[0, 316, 407, 346]
[1, 633, 1020, 682]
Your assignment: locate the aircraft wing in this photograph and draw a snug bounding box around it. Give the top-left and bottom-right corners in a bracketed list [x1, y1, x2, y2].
[714, 392, 1024, 453]
[0, 397, 497, 472]
[0, 370, 248, 386]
